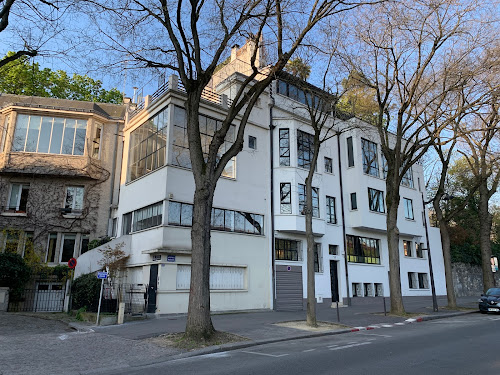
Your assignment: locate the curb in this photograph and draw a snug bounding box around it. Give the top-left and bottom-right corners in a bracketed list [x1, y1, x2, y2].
[144, 309, 478, 364]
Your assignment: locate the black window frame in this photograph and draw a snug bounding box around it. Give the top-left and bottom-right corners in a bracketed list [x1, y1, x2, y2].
[298, 183, 319, 218]
[326, 196, 337, 224]
[248, 135, 257, 150]
[280, 182, 292, 214]
[279, 128, 290, 166]
[297, 129, 314, 170]
[403, 197, 414, 220]
[347, 136, 354, 167]
[346, 235, 381, 264]
[324, 157, 333, 173]
[368, 188, 385, 213]
[275, 238, 299, 261]
[361, 138, 380, 177]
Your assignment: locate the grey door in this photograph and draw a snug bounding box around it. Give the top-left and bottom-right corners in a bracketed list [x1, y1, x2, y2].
[275, 265, 303, 311]
[147, 264, 158, 313]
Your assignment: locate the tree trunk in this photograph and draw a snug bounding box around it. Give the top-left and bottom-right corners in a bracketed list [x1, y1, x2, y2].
[185, 183, 215, 339]
[478, 182, 495, 292]
[386, 180, 405, 314]
[305, 180, 317, 327]
[438, 219, 457, 308]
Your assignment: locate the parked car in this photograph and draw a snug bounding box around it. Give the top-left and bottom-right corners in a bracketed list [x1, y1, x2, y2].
[479, 288, 500, 314]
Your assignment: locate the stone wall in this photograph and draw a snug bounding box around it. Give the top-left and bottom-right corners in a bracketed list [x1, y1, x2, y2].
[452, 262, 500, 296]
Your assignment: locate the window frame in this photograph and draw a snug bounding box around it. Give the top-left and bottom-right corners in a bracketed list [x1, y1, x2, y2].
[7, 183, 30, 212]
[275, 238, 300, 261]
[279, 128, 290, 166]
[324, 157, 333, 173]
[248, 135, 257, 150]
[132, 201, 163, 232]
[346, 136, 354, 167]
[350, 192, 357, 210]
[280, 182, 292, 214]
[59, 233, 77, 263]
[361, 138, 380, 177]
[346, 235, 381, 264]
[297, 129, 314, 170]
[326, 196, 337, 224]
[403, 240, 413, 257]
[298, 183, 319, 218]
[64, 186, 85, 212]
[368, 188, 385, 213]
[403, 197, 414, 220]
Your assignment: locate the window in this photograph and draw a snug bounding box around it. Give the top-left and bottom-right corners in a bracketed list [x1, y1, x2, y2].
[275, 238, 299, 261]
[92, 124, 102, 159]
[279, 129, 290, 166]
[347, 136, 354, 167]
[60, 234, 76, 263]
[403, 240, 412, 257]
[248, 135, 257, 150]
[7, 183, 29, 212]
[298, 184, 319, 217]
[381, 154, 388, 179]
[1, 114, 9, 152]
[132, 202, 163, 232]
[346, 235, 381, 264]
[329, 244, 339, 255]
[80, 235, 89, 255]
[172, 106, 235, 178]
[12, 114, 87, 155]
[176, 265, 245, 290]
[350, 192, 357, 210]
[46, 233, 57, 262]
[375, 283, 383, 297]
[403, 198, 414, 220]
[22, 232, 34, 258]
[314, 243, 322, 272]
[297, 130, 314, 169]
[364, 283, 373, 297]
[416, 243, 424, 258]
[324, 157, 333, 173]
[111, 218, 117, 237]
[401, 167, 414, 188]
[352, 283, 362, 297]
[418, 273, 429, 289]
[65, 186, 84, 212]
[326, 196, 337, 224]
[408, 272, 421, 289]
[362, 138, 379, 177]
[168, 201, 263, 235]
[280, 183, 292, 214]
[129, 107, 168, 181]
[3, 230, 20, 253]
[368, 188, 384, 213]
[122, 212, 133, 235]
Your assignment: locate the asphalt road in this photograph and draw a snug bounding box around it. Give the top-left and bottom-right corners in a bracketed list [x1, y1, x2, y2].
[105, 313, 500, 375]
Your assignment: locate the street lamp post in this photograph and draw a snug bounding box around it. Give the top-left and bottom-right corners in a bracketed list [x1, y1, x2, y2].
[421, 192, 439, 312]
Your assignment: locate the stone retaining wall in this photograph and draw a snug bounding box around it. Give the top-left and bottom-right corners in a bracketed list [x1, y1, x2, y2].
[452, 262, 500, 296]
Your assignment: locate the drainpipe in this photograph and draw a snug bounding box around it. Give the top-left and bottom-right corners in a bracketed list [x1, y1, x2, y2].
[337, 132, 351, 306]
[269, 83, 276, 310]
[422, 192, 438, 312]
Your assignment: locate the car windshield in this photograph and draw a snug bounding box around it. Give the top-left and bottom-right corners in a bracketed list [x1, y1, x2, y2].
[485, 288, 500, 296]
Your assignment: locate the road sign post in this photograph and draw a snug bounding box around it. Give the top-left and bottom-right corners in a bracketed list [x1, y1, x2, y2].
[96, 271, 108, 325]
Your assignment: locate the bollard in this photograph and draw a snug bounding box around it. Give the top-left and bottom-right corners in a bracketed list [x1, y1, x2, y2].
[383, 297, 387, 316]
[117, 302, 125, 324]
[336, 300, 340, 322]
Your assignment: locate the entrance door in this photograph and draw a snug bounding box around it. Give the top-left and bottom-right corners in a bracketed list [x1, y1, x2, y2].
[147, 264, 158, 313]
[330, 260, 340, 303]
[34, 282, 65, 312]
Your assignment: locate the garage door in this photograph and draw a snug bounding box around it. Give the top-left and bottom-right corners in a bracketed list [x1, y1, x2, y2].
[275, 265, 303, 311]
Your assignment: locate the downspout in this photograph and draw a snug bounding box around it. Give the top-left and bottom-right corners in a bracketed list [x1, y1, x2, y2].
[269, 82, 276, 310]
[337, 132, 351, 306]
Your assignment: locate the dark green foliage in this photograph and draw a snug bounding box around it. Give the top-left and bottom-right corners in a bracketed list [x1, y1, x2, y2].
[88, 237, 111, 251]
[37, 264, 71, 281]
[451, 242, 500, 265]
[71, 273, 101, 312]
[0, 252, 31, 300]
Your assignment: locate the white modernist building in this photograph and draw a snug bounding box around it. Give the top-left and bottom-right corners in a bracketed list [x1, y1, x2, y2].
[76, 42, 446, 314]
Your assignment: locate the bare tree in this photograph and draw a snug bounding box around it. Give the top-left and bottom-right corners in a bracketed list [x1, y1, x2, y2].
[0, 0, 72, 68]
[339, 0, 498, 314]
[81, 0, 383, 339]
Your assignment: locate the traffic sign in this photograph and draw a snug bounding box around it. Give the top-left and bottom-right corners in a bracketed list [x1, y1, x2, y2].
[97, 271, 108, 279]
[68, 258, 77, 269]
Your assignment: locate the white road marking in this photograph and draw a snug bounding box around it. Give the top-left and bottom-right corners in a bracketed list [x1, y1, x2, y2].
[242, 351, 289, 358]
[58, 334, 68, 340]
[395, 323, 405, 326]
[327, 344, 339, 348]
[381, 325, 394, 328]
[303, 349, 316, 353]
[357, 332, 392, 338]
[329, 341, 372, 351]
[488, 317, 500, 321]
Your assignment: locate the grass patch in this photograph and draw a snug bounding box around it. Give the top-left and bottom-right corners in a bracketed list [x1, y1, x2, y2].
[148, 331, 249, 351]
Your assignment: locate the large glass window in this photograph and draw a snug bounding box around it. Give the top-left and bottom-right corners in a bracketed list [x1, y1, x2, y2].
[403, 198, 414, 220]
[403, 240, 412, 257]
[298, 184, 319, 217]
[326, 196, 337, 224]
[129, 107, 169, 181]
[275, 238, 299, 261]
[297, 130, 314, 169]
[362, 138, 379, 177]
[12, 114, 87, 155]
[314, 243, 322, 272]
[279, 129, 290, 166]
[46, 233, 57, 262]
[132, 202, 163, 232]
[60, 234, 76, 263]
[7, 183, 29, 212]
[280, 183, 292, 214]
[346, 235, 380, 264]
[401, 167, 414, 188]
[350, 192, 357, 210]
[368, 188, 385, 213]
[171, 106, 235, 178]
[122, 212, 133, 235]
[324, 157, 333, 173]
[168, 201, 263, 235]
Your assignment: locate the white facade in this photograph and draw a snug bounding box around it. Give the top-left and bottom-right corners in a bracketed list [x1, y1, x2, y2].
[75, 42, 447, 314]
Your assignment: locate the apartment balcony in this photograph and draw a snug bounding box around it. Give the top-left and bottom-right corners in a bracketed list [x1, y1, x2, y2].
[0, 152, 104, 180]
[274, 215, 326, 236]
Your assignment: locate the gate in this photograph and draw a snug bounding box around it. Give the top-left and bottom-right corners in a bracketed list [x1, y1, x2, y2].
[8, 281, 66, 312]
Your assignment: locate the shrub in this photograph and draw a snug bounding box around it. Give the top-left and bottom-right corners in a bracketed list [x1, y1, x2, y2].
[88, 237, 111, 251]
[0, 252, 31, 300]
[72, 273, 101, 312]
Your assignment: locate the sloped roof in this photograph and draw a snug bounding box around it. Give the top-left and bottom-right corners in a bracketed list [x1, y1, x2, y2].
[0, 93, 126, 120]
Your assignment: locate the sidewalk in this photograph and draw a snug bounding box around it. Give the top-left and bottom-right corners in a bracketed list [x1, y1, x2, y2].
[91, 296, 479, 343]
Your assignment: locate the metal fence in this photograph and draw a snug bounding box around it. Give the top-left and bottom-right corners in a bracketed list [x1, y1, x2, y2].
[93, 283, 148, 315]
[8, 281, 66, 312]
